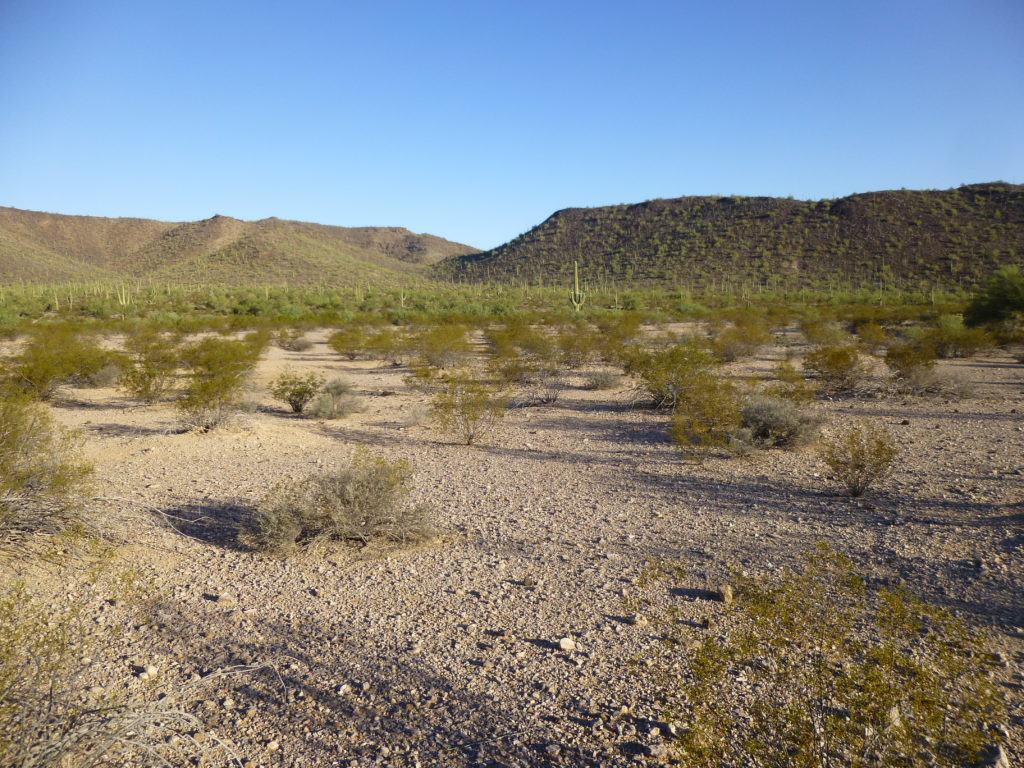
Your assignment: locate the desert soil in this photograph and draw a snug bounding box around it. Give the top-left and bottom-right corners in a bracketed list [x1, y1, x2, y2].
[9, 329, 1024, 767]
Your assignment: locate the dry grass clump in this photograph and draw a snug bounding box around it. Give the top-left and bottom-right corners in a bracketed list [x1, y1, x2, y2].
[275, 327, 314, 351]
[736, 395, 822, 449]
[818, 420, 899, 496]
[303, 378, 362, 420]
[582, 370, 623, 390]
[0, 396, 91, 550]
[647, 545, 1008, 768]
[243, 453, 433, 554]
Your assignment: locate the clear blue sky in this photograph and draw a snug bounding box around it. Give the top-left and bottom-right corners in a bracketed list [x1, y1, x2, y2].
[1, 1, 1022, 249]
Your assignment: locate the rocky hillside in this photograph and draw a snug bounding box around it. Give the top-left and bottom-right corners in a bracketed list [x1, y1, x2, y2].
[0, 207, 478, 285]
[435, 183, 1024, 291]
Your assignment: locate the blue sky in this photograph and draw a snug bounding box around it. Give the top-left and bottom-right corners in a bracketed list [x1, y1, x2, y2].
[1, 1, 1022, 249]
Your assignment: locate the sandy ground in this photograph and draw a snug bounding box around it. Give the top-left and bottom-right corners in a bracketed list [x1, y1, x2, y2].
[8, 329, 1024, 767]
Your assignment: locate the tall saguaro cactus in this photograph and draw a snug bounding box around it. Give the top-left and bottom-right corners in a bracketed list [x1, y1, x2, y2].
[569, 261, 586, 313]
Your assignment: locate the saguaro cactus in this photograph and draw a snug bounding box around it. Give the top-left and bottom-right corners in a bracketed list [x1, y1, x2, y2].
[569, 261, 586, 313]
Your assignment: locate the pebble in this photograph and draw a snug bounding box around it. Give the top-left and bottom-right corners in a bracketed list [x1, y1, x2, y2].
[558, 637, 577, 652]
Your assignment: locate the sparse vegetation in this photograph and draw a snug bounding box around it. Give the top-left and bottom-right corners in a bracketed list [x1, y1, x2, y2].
[669, 375, 741, 462]
[625, 340, 719, 409]
[243, 452, 433, 554]
[819, 420, 899, 496]
[118, 330, 180, 404]
[650, 545, 1008, 768]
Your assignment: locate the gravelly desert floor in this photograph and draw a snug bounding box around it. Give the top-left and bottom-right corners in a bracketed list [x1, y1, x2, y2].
[9, 328, 1024, 767]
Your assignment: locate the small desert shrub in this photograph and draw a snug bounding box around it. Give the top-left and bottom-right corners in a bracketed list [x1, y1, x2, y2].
[626, 340, 719, 409]
[708, 316, 772, 362]
[582, 370, 622, 390]
[913, 314, 993, 359]
[243, 453, 433, 554]
[327, 325, 370, 360]
[799, 317, 849, 346]
[762, 359, 818, 403]
[176, 337, 260, 431]
[365, 328, 412, 366]
[431, 375, 507, 445]
[854, 320, 890, 354]
[303, 378, 361, 420]
[511, 370, 565, 407]
[411, 325, 473, 369]
[669, 375, 741, 461]
[899, 366, 976, 399]
[593, 312, 643, 362]
[118, 330, 180, 404]
[819, 420, 899, 496]
[269, 369, 325, 413]
[0, 395, 91, 549]
[885, 340, 937, 380]
[275, 327, 313, 352]
[738, 395, 821, 449]
[646, 545, 1007, 768]
[555, 322, 597, 369]
[803, 344, 868, 394]
[79, 360, 126, 388]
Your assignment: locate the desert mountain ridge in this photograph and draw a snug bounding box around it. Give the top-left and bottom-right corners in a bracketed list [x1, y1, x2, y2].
[435, 182, 1024, 291]
[0, 206, 479, 285]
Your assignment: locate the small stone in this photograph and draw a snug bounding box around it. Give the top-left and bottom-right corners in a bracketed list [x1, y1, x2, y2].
[266, 740, 280, 752]
[337, 683, 353, 695]
[647, 743, 670, 760]
[627, 614, 649, 627]
[982, 744, 1009, 768]
[558, 637, 577, 652]
[144, 665, 158, 676]
[718, 585, 734, 605]
[545, 744, 561, 756]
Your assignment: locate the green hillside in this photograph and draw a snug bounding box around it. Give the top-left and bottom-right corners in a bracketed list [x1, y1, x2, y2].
[434, 183, 1024, 292]
[0, 208, 478, 285]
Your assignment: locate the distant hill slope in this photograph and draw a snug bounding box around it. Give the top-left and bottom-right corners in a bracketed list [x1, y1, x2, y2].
[0, 207, 478, 285]
[435, 183, 1024, 291]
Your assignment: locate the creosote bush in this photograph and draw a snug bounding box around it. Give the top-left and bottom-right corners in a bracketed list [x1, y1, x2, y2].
[669, 375, 741, 462]
[3, 326, 119, 400]
[0, 395, 91, 549]
[176, 336, 261, 431]
[582, 370, 622, 391]
[803, 344, 868, 394]
[118, 330, 180, 404]
[640, 545, 1008, 768]
[269, 369, 325, 413]
[327, 325, 370, 360]
[819, 420, 899, 496]
[243, 452, 433, 554]
[431, 374, 507, 445]
[625, 340, 718, 409]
